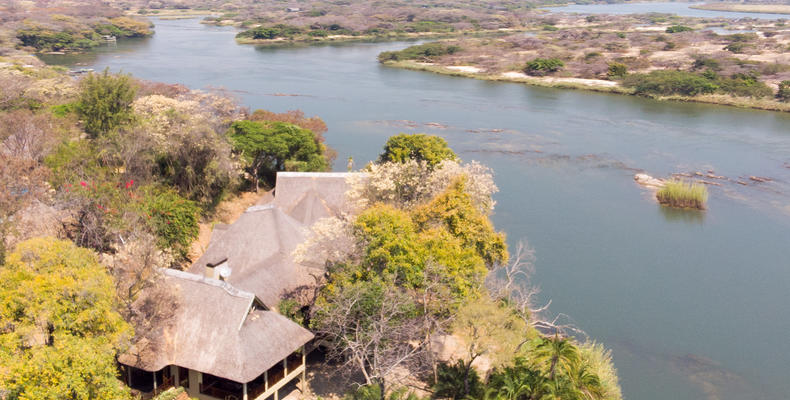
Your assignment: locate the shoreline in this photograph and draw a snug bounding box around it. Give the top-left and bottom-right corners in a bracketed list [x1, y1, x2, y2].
[689, 3, 790, 16]
[234, 28, 528, 46]
[383, 60, 790, 113]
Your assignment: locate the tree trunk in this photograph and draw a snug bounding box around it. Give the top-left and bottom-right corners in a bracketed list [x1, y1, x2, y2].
[253, 165, 259, 192]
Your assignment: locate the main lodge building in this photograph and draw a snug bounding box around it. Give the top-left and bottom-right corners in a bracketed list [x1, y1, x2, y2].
[118, 172, 356, 400]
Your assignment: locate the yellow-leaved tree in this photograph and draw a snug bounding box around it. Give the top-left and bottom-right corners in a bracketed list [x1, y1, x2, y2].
[0, 237, 132, 400]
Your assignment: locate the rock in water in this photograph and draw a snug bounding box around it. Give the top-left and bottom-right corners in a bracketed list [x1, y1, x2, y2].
[634, 173, 665, 189]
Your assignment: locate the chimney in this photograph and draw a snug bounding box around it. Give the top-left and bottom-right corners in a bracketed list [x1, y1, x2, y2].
[205, 258, 228, 280]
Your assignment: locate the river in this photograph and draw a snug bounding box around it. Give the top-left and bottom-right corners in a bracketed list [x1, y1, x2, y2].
[40, 17, 790, 400]
[546, 2, 790, 20]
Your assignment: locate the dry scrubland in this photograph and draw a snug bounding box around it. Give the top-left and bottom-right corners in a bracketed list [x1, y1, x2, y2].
[379, 12, 790, 112]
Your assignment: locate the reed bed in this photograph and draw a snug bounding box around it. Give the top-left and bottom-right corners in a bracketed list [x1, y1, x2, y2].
[656, 180, 708, 210]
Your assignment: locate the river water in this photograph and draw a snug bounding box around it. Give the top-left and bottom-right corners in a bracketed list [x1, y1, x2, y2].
[546, 2, 790, 20]
[40, 17, 790, 400]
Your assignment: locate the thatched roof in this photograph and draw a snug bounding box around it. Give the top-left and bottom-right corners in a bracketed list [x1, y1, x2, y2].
[273, 172, 357, 226]
[188, 204, 321, 307]
[119, 269, 313, 384]
[189, 172, 361, 308]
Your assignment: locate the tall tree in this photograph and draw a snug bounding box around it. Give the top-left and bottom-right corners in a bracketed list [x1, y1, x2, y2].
[0, 237, 132, 400]
[228, 120, 328, 191]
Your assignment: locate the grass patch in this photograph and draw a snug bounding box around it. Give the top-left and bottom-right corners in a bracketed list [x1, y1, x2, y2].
[656, 180, 708, 210]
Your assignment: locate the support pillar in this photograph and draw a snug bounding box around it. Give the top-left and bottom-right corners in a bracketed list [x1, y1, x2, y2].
[301, 346, 307, 393]
[153, 371, 157, 392]
[283, 358, 288, 376]
[243, 382, 248, 400]
[264, 371, 268, 391]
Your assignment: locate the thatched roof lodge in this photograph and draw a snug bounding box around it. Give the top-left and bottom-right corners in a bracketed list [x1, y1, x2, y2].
[119, 172, 359, 400]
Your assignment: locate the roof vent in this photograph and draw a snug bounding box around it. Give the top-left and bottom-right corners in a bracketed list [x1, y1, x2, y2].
[217, 262, 232, 281]
[205, 258, 228, 280]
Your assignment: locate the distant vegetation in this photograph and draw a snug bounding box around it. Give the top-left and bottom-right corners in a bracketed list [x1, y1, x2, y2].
[524, 57, 565, 76]
[16, 17, 151, 52]
[656, 180, 708, 210]
[666, 25, 693, 33]
[379, 43, 461, 62]
[622, 70, 773, 98]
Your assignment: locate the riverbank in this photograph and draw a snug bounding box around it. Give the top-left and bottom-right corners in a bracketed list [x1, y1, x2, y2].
[383, 60, 790, 113]
[234, 28, 526, 46]
[690, 3, 790, 15]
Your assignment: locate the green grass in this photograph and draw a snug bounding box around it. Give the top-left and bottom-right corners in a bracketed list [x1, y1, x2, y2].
[656, 180, 708, 210]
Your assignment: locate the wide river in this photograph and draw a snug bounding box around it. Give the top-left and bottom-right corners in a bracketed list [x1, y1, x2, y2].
[41, 14, 790, 400]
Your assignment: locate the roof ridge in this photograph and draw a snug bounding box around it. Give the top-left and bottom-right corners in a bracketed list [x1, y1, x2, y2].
[162, 269, 255, 300]
[245, 203, 276, 213]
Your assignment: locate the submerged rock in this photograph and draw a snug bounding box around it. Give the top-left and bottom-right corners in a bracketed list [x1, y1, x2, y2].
[634, 173, 665, 189]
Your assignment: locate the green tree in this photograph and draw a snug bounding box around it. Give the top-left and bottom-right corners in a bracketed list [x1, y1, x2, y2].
[378, 133, 457, 167]
[777, 80, 790, 101]
[78, 69, 136, 137]
[0, 237, 132, 400]
[228, 120, 328, 190]
[524, 58, 564, 76]
[532, 336, 580, 381]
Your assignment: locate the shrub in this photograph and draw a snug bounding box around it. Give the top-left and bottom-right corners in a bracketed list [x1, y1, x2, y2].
[607, 62, 628, 78]
[777, 80, 790, 102]
[278, 299, 306, 325]
[666, 25, 693, 33]
[78, 69, 136, 137]
[524, 58, 564, 76]
[656, 180, 708, 210]
[143, 188, 200, 259]
[692, 57, 721, 71]
[717, 73, 773, 98]
[724, 42, 748, 53]
[622, 70, 718, 96]
[378, 43, 461, 62]
[431, 360, 484, 399]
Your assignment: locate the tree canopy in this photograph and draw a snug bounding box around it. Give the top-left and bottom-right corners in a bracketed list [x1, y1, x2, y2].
[378, 133, 457, 167]
[0, 237, 132, 400]
[228, 120, 329, 190]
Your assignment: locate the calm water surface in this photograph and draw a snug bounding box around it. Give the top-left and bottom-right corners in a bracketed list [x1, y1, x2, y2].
[41, 19, 790, 400]
[546, 2, 790, 20]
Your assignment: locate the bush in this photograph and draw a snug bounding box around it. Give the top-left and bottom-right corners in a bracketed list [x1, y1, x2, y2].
[524, 58, 564, 76]
[666, 25, 693, 33]
[777, 80, 790, 102]
[378, 43, 461, 62]
[431, 360, 484, 399]
[607, 62, 628, 78]
[724, 42, 748, 53]
[692, 57, 721, 71]
[78, 69, 136, 137]
[656, 180, 708, 210]
[622, 70, 718, 96]
[717, 73, 773, 98]
[143, 188, 200, 259]
[236, 24, 304, 39]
